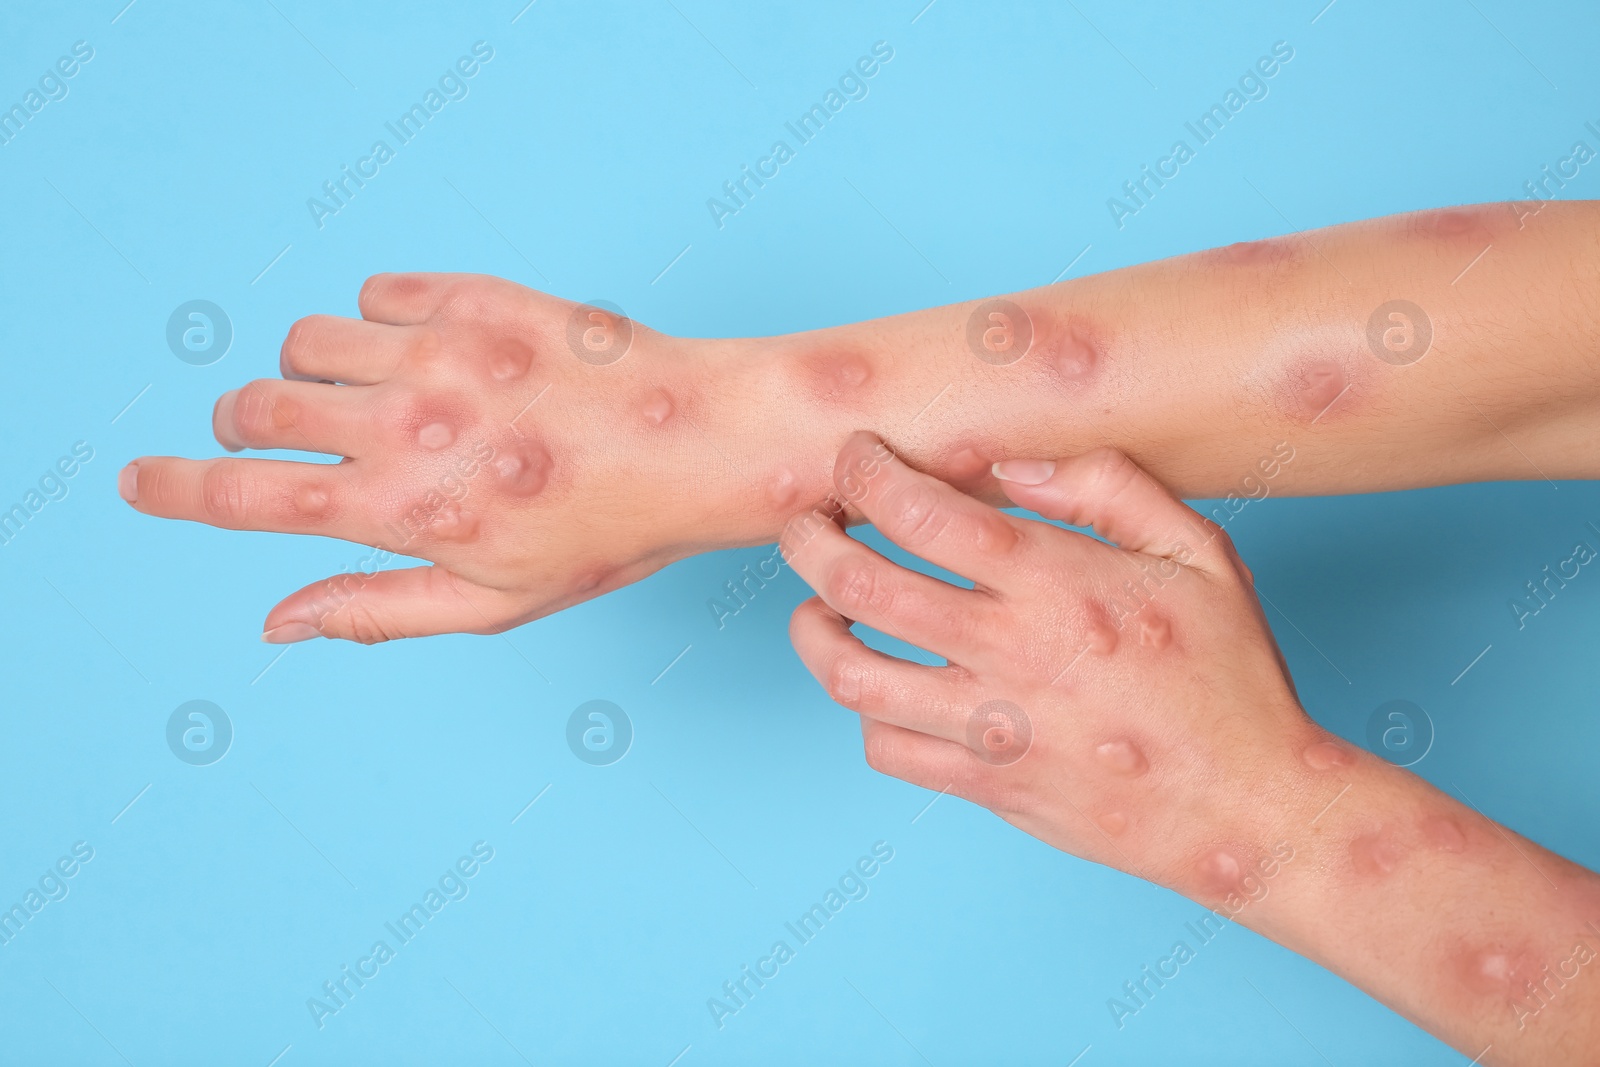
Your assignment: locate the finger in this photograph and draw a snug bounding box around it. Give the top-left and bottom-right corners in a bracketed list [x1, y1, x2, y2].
[262, 565, 521, 644]
[832, 431, 1029, 591]
[789, 596, 970, 742]
[214, 379, 372, 457]
[281, 314, 437, 385]
[993, 447, 1232, 574]
[357, 272, 454, 325]
[860, 718, 1017, 811]
[781, 508, 996, 665]
[119, 455, 386, 545]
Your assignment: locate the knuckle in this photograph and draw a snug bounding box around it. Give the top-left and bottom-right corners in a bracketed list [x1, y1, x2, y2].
[1084, 446, 1138, 498]
[438, 279, 495, 322]
[828, 559, 890, 617]
[408, 325, 444, 362]
[358, 274, 391, 311]
[343, 603, 400, 645]
[280, 315, 321, 368]
[885, 483, 949, 547]
[860, 725, 902, 777]
[199, 462, 252, 526]
[824, 652, 874, 709]
[229, 382, 278, 442]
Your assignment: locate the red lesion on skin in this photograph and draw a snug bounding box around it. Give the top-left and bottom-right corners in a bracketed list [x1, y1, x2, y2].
[1084, 601, 1120, 655]
[938, 439, 1000, 495]
[1193, 847, 1248, 899]
[763, 465, 801, 511]
[1272, 351, 1364, 424]
[1421, 813, 1468, 853]
[1138, 613, 1172, 650]
[293, 483, 333, 521]
[388, 274, 434, 301]
[1349, 828, 1404, 877]
[492, 437, 553, 498]
[946, 444, 988, 481]
[1303, 739, 1357, 772]
[426, 501, 481, 543]
[1094, 738, 1149, 778]
[383, 392, 476, 452]
[1198, 236, 1297, 269]
[795, 347, 873, 402]
[1457, 944, 1546, 1000]
[1407, 204, 1504, 243]
[1097, 811, 1130, 836]
[1297, 361, 1348, 417]
[485, 337, 535, 382]
[641, 388, 675, 426]
[1028, 307, 1106, 389]
[572, 564, 613, 596]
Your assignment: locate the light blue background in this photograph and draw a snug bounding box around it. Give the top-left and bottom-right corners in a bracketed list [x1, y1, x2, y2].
[2, 1, 1597, 1063]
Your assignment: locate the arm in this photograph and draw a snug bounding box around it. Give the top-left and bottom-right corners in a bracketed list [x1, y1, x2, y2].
[705, 198, 1600, 532]
[780, 434, 1600, 1064]
[117, 201, 1600, 641]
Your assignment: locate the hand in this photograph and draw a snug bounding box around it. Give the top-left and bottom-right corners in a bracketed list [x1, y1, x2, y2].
[782, 433, 1320, 899]
[119, 273, 750, 643]
[783, 436, 1600, 1064]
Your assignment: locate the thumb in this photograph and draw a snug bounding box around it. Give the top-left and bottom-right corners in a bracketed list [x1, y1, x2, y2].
[262, 565, 520, 644]
[991, 447, 1233, 574]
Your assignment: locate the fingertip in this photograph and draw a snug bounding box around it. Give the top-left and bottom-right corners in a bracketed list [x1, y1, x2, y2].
[117, 461, 139, 504]
[831, 430, 892, 483]
[213, 389, 245, 452]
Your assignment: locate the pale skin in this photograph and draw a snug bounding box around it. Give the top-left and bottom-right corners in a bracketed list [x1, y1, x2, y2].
[118, 200, 1600, 1060]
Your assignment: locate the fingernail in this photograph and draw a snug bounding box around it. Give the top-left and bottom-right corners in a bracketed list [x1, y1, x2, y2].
[262, 621, 321, 644]
[117, 462, 139, 503]
[991, 459, 1055, 485]
[214, 388, 245, 452]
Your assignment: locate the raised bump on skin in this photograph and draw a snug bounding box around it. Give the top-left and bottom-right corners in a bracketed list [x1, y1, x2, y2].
[1461, 946, 1542, 997]
[1303, 740, 1356, 772]
[417, 421, 456, 450]
[1292, 360, 1349, 421]
[1349, 829, 1403, 877]
[764, 466, 800, 511]
[427, 501, 480, 543]
[1195, 848, 1245, 897]
[1097, 811, 1129, 836]
[1139, 615, 1171, 649]
[494, 440, 552, 497]
[642, 389, 675, 426]
[487, 339, 534, 382]
[947, 446, 989, 483]
[1095, 738, 1148, 777]
[1039, 318, 1102, 384]
[294, 484, 331, 519]
[1088, 617, 1118, 655]
[800, 350, 872, 401]
[1421, 814, 1468, 853]
[573, 566, 611, 596]
[1413, 205, 1496, 242]
[1203, 237, 1294, 267]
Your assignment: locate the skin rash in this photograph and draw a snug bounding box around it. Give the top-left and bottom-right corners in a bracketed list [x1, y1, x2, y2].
[117, 203, 1600, 1061]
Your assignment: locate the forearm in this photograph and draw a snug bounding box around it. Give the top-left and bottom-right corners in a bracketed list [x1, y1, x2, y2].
[692, 201, 1600, 547]
[1216, 744, 1600, 1064]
